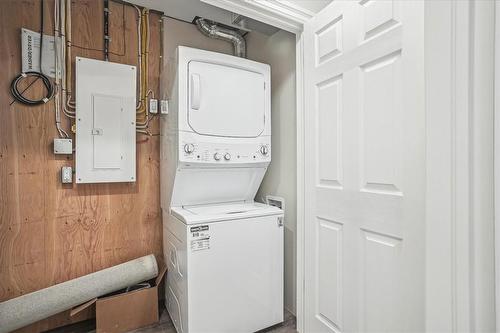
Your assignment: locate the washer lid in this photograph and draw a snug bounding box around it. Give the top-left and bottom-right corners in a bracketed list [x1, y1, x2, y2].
[187, 60, 266, 138]
[171, 201, 282, 225]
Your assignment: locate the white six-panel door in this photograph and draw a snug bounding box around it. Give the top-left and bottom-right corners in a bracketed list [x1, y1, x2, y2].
[303, 1, 425, 332]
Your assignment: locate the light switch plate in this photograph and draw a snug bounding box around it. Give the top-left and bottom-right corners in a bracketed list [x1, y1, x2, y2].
[54, 138, 73, 154]
[149, 98, 158, 114]
[160, 100, 169, 114]
[61, 166, 73, 184]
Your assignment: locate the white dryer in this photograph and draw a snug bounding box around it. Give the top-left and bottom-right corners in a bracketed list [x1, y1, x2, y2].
[160, 46, 283, 333]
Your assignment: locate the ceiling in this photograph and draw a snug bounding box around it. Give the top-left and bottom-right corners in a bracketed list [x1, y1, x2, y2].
[128, 0, 333, 34]
[291, 0, 332, 14]
[129, 0, 234, 25]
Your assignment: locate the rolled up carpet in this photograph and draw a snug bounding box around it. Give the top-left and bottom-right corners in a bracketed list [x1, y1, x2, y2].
[0, 254, 158, 333]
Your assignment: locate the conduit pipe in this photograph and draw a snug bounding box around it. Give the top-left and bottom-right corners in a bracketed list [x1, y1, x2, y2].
[65, 0, 74, 109]
[0, 255, 158, 333]
[194, 17, 246, 58]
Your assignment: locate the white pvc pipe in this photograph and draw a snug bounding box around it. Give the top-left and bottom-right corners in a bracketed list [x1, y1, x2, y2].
[0, 254, 158, 333]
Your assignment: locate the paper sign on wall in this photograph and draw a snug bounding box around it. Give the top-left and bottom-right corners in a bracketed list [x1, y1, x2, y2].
[21, 28, 56, 77]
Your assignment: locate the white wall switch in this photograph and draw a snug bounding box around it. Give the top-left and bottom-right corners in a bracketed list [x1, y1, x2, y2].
[149, 98, 158, 114]
[160, 100, 169, 114]
[61, 166, 73, 184]
[53, 138, 73, 154]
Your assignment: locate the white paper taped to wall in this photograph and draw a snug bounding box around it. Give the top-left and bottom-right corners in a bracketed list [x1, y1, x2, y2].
[21, 28, 56, 77]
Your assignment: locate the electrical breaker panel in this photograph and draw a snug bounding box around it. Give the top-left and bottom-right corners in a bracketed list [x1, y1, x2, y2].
[75, 57, 136, 183]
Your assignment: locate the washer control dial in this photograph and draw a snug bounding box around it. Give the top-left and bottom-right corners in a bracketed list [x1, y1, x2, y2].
[213, 153, 221, 161]
[260, 145, 269, 155]
[224, 153, 231, 161]
[184, 143, 195, 154]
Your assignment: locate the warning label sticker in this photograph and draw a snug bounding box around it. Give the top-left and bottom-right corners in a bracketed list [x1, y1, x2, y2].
[191, 237, 210, 252]
[21, 28, 57, 78]
[190, 225, 210, 252]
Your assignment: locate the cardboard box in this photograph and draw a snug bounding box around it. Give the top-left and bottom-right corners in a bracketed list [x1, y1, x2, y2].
[71, 266, 167, 333]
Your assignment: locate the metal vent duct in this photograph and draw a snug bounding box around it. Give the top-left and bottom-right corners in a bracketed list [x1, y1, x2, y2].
[194, 17, 247, 58]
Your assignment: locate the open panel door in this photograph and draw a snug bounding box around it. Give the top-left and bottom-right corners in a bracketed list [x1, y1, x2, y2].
[303, 1, 425, 332]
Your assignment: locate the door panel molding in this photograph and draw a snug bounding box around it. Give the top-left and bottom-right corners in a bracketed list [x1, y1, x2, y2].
[426, 0, 495, 332]
[304, 1, 425, 331]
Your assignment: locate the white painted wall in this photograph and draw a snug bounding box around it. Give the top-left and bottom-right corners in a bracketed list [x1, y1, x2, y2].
[291, 0, 332, 14]
[495, 1, 500, 328]
[248, 31, 297, 315]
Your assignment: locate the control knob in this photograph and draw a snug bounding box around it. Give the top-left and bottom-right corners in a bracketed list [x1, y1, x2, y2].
[224, 153, 231, 161]
[184, 143, 195, 154]
[260, 145, 269, 155]
[213, 153, 221, 161]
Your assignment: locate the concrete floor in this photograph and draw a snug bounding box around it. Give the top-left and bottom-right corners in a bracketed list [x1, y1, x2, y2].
[48, 308, 296, 333]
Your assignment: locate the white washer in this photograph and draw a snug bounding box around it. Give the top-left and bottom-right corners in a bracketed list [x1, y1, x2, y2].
[160, 47, 283, 333]
[164, 202, 284, 333]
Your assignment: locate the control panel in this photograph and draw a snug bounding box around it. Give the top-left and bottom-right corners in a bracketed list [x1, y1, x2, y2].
[179, 139, 271, 165]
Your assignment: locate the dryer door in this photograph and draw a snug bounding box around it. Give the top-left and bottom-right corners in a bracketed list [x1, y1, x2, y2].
[188, 61, 266, 137]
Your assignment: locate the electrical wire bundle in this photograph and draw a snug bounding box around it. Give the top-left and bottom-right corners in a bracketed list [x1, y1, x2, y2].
[11, 0, 157, 138]
[53, 0, 70, 137]
[10, 0, 55, 107]
[133, 5, 156, 136]
[9, 0, 70, 138]
[10, 71, 54, 105]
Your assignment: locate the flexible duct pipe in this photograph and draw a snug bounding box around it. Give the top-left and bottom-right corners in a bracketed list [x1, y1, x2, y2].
[194, 17, 246, 58]
[0, 255, 158, 333]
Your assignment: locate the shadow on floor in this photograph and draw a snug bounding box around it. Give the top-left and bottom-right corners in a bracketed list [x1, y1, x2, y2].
[46, 309, 297, 333]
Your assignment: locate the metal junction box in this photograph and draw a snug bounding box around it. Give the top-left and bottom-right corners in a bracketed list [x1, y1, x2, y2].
[53, 138, 73, 154]
[75, 57, 136, 183]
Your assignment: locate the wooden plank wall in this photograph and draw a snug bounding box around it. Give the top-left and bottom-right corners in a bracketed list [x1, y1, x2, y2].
[0, 0, 163, 331]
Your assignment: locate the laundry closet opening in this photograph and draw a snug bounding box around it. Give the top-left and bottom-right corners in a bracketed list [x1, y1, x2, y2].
[156, 4, 298, 331]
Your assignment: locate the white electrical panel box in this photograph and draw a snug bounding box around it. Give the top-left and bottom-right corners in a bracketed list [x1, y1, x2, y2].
[75, 57, 136, 183]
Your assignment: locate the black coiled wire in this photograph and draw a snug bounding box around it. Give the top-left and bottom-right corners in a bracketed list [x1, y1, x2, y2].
[10, 0, 54, 107]
[10, 71, 54, 106]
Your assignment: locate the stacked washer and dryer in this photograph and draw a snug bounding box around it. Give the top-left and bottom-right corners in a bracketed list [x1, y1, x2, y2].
[160, 46, 284, 333]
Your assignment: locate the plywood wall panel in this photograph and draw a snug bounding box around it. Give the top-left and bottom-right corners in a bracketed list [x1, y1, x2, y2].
[0, 0, 162, 331]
